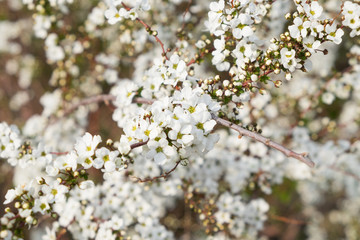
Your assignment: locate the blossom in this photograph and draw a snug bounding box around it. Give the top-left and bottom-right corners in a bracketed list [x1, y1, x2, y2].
[289, 17, 310, 38]
[146, 135, 177, 165]
[325, 24, 344, 44]
[303, 36, 321, 54]
[105, 7, 123, 25]
[54, 152, 77, 171]
[231, 14, 254, 39]
[303, 1, 323, 20]
[74, 132, 101, 158]
[93, 147, 121, 172]
[42, 181, 69, 203]
[3, 189, 17, 205]
[33, 197, 51, 214]
[280, 48, 298, 72]
[168, 124, 194, 146]
[205, 0, 225, 34]
[212, 36, 230, 71]
[342, 1, 360, 37]
[79, 180, 95, 190]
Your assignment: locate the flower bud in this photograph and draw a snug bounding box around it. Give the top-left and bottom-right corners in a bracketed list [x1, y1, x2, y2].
[22, 202, 30, 209]
[285, 72, 292, 80]
[275, 80, 282, 87]
[0, 230, 8, 238]
[259, 89, 267, 95]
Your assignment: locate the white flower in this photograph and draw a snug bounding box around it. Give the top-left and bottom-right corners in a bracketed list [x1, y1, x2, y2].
[322, 92, 335, 105]
[310, 21, 324, 38]
[46, 165, 59, 176]
[288, 17, 310, 38]
[94, 147, 120, 172]
[42, 181, 69, 203]
[40, 90, 62, 117]
[110, 216, 124, 230]
[146, 136, 176, 165]
[3, 189, 17, 204]
[105, 7, 123, 25]
[93, 147, 110, 169]
[163, 54, 187, 86]
[137, 119, 161, 142]
[33, 15, 51, 39]
[280, 48, 298, 72]
[45, 34, 65, 62]
[117, 135, 131, 155]
[79, 180, 95, 190]
[231, 15, 254, 39]
[42, 225, 57, 240]
[205, 0, 225, 34]
[304, 1, 323, 19]
[342, 2, 360, 35]
[303, 37, 321, 54]
[325, 24, 344, 44]
[74, 132, 101, 158]
[113, 80, 138, 105]
[33, 197, 51, 214]
[168, 124, 194, 146]
[212, 37, 230, 71]
[195, 40, 206, 48]
[135, 0, 151, 11]
[54, 152, 77, 171]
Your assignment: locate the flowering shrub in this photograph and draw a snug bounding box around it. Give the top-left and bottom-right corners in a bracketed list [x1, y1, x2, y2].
[0, 0, 360, 239]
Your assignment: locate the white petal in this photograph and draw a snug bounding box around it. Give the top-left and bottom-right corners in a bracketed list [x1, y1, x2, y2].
[154, 152, 167, 165]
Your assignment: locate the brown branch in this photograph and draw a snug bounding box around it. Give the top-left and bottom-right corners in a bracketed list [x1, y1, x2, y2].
[47, 94, 116, 127]
[50, 151, 69, 155]
[130, 140, 148, 149]
[133, 97, 155, 105]
[180, 0, 193, 31]
[132, 160, 182, 183]
[48, 95, 156, 127]
[121, 3, 169, 60]
[62, 94, 116, 116]
[186, 47, 214, 67]
[56, 228, 67, 240]
[298, 65, 353, 120]
[270, 215, 305, 225]
[329, 165, 360, 182]
[211, 114, 315, 168]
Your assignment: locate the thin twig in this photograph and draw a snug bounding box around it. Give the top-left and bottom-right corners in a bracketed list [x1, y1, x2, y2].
[298, 66, 353, 120]
[329, 165, 360, 182]
[63, 94, 115, 116]
[47, 94, 116, 127]
[49, 95, 155, 126]
[130, 141, 148, 149]
[50, 151, 69, 155]
[211, 114, 315, 168]
[121, 3, 169, 60]
[133, 97, 155, 105]
[180, 0, 193, 31]
[270, 215, 305, 225]
[132, 160, 182, 183]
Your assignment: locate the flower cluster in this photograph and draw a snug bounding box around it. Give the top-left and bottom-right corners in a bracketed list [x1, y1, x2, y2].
[1, 0, 360, 239]
[0, 123, 52, 168]
[342, 1, 360, 37]
[114, 78, 221, 166]
[104, 0, 151, 24]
